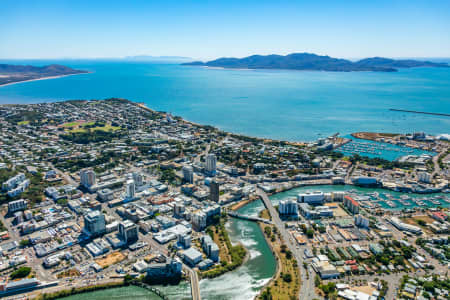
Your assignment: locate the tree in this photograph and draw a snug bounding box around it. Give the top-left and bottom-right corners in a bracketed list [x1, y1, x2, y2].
[261, 287, 272, 300]
[10, 266, 31, 279]
[306, 228, 314, 238]
[282, 273, 292, 283]
[417, 219, 426, 226]
[124, 274, 133, 284]
[314, 274, 321, 287]
[20, 239, 31, 247]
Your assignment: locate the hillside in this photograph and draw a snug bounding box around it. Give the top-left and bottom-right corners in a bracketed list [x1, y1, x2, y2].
[182, 53, 449, 72]
[0, 64, 87, 86]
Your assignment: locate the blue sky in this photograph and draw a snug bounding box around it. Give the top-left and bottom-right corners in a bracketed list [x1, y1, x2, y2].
[1, 0, 449, 59]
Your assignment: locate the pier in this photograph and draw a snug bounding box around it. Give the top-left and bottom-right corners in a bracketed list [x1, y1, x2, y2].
[389, 108, 450, 117]
[227, 211, 272, 224]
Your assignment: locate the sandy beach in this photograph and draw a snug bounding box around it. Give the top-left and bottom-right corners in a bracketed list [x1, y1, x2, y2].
[0, 72, 90, 88]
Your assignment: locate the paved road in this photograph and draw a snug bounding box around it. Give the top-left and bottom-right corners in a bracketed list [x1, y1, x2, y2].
[256, 188, 319, 300]
[185, 266, 201, 300]
[48, 162, 77, 186]
[431, 148, 446, 178]
[345, 164, 356, 184]
[194, 144, 211, 164]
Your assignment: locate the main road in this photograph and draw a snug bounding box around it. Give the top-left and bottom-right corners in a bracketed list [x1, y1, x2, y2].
[185, 266, 201, 300]
[256, 188, 319, 300]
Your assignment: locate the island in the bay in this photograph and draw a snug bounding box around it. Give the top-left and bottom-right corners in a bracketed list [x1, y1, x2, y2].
[183, 52, 449, 72]
[0, 64, 88, 86]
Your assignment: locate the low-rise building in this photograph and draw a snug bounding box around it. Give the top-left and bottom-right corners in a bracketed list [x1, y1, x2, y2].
[8, 199, 27, 213]
[183, 247, 203, 266]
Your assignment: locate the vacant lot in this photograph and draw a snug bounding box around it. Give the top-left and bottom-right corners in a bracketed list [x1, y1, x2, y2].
[95, 251, 126, 268]
[325, 202, 348, 217]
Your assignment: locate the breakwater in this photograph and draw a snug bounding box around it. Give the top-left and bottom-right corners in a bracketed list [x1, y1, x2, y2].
[389, 108, 450, 117]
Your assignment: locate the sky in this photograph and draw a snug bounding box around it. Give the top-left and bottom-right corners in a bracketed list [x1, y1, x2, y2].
[1, 0, 450, 60]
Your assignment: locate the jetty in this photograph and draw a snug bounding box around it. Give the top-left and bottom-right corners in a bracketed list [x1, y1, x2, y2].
[389, 108, 450, 117]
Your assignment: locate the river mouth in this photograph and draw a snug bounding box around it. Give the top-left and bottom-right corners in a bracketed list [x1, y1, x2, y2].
[198, 199, 277, 300]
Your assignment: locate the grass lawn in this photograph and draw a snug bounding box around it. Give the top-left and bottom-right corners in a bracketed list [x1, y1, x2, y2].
[92, 125, 121, 131]
[61, 121, 80, 127]
[68, 124, 121, 133]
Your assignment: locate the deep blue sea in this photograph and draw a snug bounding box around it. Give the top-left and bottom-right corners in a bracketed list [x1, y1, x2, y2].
[0, 59, 449, 141]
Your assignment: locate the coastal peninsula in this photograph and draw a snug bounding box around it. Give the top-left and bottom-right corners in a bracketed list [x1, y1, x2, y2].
[0, 64, 88, 86]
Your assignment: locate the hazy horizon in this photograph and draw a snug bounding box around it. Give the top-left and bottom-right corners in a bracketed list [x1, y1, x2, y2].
[1, 54, 450, 63]
[1, 0, 449, 60]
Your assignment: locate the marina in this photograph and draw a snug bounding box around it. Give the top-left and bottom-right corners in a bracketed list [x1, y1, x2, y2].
[337, 135, 436, 161]
[270, 185, 450, 211]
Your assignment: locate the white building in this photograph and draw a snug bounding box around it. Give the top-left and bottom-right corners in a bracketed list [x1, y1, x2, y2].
[355, 215, 369, 228]
[132, 172, 143, 186]
[8, 199, 27, 213]
[2, 173, 26, 191]
[84, 210, 106, 236]
[177, 234, 191, 249]
[201, 235, 219, 262]
[205, 154, 217, 175]
[192, 210, 207, 231]
[418, 172, 431, 183]
[118, 220, 139, 244]
[389, 217, 422, 235]
[174, 201, 185, 217]
[7, 179, 30, 197]
[297, 191, 325, 205]
[80, 169, 96, 188]
[182, 165, 194, 184]
[278, 198, 298, 216]
[126, 179, 135, 199]
[146, 258, 182, 278]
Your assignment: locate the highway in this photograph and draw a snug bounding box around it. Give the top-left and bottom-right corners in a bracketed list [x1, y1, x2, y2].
[256, 188, 319, 300]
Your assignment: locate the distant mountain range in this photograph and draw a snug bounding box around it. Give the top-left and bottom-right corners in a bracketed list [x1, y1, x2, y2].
[0, 64, 87, 86]
[124, 55, 192, 61]
[182, 53, 449, 72]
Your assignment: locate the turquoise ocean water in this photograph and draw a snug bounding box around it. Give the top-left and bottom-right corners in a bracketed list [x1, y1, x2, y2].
[0, 60, 449, 141]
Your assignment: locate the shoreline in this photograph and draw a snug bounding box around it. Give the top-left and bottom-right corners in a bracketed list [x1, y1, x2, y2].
[256, 221, 281, 299]
[0, 72, 90, 88]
